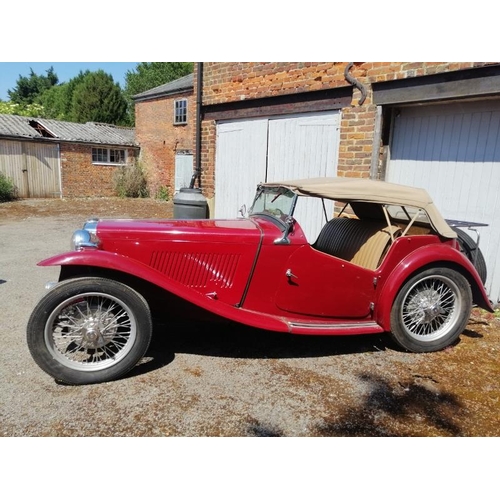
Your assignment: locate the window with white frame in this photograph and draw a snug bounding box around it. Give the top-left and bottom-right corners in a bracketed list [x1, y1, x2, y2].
[92, 147, 126, 165]
[174, 98, 188, 124]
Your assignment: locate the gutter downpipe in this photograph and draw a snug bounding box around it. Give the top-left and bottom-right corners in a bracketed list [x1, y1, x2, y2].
[344, 62, 367, 105]
[345, 63, 382, 179]
[189, 62, 203, 189]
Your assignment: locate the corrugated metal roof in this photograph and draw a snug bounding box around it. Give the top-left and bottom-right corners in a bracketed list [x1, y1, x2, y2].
[0, 114, 136, 146]
[132, 73, 194, 101]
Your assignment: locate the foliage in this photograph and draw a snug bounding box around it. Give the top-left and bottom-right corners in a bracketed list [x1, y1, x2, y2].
[156, 185, 170, 201]
[123, 62, 193, 125]
[2, 63, 194, 126]
[71, 70, 128, 125]
[124, 62, 193, 96]
[36, 84, 70, 120]
[113, 162, 149, 198]
[0, 172, 18, 202]
[8, 67, 58, 105]
[0, 100, 45, 117]
[38, 71, 90, 121]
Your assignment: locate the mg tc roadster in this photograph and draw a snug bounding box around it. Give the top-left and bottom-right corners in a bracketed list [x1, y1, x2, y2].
[27, 177, 493, 385]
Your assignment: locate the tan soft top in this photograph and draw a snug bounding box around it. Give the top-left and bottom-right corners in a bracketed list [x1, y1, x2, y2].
[261, 177, 456, 238]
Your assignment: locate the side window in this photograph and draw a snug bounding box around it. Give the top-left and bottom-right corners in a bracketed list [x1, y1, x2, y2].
[92, 148, 108, 163]
[92, 148, 126, 165]
[174, 99, 188, 124]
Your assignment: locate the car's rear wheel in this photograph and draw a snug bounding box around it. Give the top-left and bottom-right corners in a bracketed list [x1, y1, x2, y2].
[390, 268, 472, 352]
[27, 277, 152, 385]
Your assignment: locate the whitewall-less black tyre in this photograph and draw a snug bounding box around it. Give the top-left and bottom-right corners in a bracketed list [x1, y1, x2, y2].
[27, 277, 152, 385]
[390, 268, 472, 353]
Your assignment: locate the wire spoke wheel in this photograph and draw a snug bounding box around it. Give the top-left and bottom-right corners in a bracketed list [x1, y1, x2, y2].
[27, 277, 152, 385]
[390, 268, 472, 352]
[46, 292, 137, 371]
[400, 275, 460, 342]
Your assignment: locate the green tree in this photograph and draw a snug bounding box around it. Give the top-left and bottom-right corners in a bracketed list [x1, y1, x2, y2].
[70, 70, 128, 124]
[8, 66, 58, 105]
[123, 62, 193, 125]
[37, 84, 70, 120]
[38, 70, 90, 121]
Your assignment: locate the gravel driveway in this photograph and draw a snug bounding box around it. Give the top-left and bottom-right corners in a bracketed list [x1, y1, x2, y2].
[1, 199, 499, 437]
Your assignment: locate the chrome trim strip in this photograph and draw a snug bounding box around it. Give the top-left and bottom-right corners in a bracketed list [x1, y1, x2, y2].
[287, 321, 379, 330]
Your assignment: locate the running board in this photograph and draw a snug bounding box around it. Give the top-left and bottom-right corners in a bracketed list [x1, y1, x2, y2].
[287, 320, 384, 336]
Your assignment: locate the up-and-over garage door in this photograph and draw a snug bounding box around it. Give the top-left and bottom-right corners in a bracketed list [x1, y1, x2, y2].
[215, 111, 340, 242]
[386, 100, 500, 302]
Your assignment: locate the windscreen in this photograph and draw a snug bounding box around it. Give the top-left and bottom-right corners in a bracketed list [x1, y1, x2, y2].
[249, 186, 296, 220]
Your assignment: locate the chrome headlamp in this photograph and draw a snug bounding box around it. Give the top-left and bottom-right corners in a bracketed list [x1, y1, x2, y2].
[71, 219, 100, 251]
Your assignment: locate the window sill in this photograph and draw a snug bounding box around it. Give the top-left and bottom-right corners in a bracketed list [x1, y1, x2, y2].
[92, 162, 125, 167]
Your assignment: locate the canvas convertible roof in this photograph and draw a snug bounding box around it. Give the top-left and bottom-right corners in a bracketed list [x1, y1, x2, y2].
[261, 177, 456, 238]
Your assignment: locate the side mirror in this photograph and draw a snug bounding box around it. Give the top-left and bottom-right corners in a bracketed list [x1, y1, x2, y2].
[238, 204, 247, 218]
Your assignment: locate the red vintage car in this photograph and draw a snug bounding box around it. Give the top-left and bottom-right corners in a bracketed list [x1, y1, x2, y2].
[27, 177, 493, 385]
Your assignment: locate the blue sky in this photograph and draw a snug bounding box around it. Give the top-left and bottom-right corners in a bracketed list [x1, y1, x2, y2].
[0, 62, 140, 101]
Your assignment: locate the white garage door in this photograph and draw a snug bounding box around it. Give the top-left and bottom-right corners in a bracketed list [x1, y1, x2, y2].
[387, 100, 500, 303]
[215, 111, 340, 241]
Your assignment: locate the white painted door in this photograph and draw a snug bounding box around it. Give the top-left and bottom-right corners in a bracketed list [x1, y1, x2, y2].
[215, 119, 269, 219]
[387, 100, 500, 302]
[215, 111, 340, 241]
[174, 153, 194, 193]
[267, 112, 340, 242]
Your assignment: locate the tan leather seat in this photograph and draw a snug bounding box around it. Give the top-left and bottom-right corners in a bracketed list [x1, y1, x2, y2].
[313, 217, 400, 270]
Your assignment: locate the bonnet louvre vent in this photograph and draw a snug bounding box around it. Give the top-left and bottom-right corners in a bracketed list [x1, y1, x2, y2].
[150, 251, 240, 289]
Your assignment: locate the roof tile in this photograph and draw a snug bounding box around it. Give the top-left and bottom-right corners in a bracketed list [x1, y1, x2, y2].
[0, 114, 136, 146]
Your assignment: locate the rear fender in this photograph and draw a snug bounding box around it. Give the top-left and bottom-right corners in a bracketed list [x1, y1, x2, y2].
[374, 245, 493, 331]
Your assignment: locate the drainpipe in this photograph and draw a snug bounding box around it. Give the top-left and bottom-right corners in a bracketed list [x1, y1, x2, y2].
[189, 62, 203, 189]
[344, 62, 367, 106]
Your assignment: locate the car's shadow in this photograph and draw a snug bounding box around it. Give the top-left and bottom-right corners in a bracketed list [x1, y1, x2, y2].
[131, 316, 394, 378]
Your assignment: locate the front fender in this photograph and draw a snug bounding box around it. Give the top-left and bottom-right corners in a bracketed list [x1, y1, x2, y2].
[39, 250, 205, 301]
[38, 250, 290, 332]
[374, 244, 493, 331]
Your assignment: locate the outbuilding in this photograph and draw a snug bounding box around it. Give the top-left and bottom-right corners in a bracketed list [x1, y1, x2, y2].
[0, 114, 138, 198]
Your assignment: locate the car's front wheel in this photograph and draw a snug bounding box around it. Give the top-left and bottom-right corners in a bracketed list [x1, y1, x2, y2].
[27, 277, 152, 385]
[389, 268, 472, 352]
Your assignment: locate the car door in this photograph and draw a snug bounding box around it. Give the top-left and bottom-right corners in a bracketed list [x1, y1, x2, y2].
[275, 245, 376, 319]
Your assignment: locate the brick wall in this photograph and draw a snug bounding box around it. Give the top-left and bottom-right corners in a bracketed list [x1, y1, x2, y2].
[60, 143, 138, 198]
[201, 62, 485, 105]
[194, 62, 495, 196]
[135, 91, 194, 197]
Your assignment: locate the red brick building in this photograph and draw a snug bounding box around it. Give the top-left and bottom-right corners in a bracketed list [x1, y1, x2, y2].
[191, 62, 500, 301]
[195, 62, 500, 204]
[0, 115, 138, 198]
[133, 73, 194, 199]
